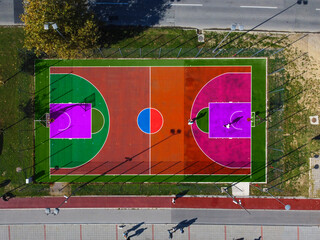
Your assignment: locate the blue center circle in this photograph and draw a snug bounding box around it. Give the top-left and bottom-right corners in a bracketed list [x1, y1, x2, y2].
[137, 108, 151, 134]
[137, 108, 164, 134]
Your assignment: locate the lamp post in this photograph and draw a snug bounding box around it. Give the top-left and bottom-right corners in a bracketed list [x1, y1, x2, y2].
[252, 184, 290, 210]
[212, 23, 243, 54]
[44, 22, 66, 40]
[222, 188, 251, 214]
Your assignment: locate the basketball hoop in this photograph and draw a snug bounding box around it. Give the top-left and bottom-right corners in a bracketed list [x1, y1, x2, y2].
[45, 113, 51, 128]
[35, 113, 52, 128]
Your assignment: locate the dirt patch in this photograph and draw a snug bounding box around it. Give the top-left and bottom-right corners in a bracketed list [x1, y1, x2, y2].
[50, 182, 70, 196]
[286, 34, 320, 113]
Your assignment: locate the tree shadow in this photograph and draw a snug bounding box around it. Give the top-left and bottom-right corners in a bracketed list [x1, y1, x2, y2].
[312, 135, 320, 140]
[34, 95, 49, 120]
[90, 0, 171, 26]
[0, 179, 11, 188]
[18, 49, 38, 76]
[99, 26, 148, 47]
[34, 170, 45, 180]
[2, 192, 15, 201]
[90, 0, 172, 46]
[19, 98, 34, 118]
[174, 189, 189, 200]
[0, 130, 3, 156]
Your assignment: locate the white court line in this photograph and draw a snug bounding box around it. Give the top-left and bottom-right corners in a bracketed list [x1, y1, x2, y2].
[149, 67, 151, 175]
[230, 111, 243, 131]
[171, 3, 203, 7]
[316, 8, 320, 11]
[240, 6, 278, 9]
[58, 112, 71, 132]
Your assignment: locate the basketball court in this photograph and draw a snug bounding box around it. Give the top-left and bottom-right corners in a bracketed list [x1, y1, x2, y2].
[34, 58, 267, 183]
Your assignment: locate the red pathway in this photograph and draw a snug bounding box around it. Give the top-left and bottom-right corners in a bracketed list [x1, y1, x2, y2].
[1, 196, 320, 210]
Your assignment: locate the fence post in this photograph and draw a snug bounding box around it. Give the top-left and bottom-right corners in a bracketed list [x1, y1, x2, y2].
[195, 47, 203, 58]
[158, 48, 162, 58]
[119, 48, 123, 57]
[269, 68, 285, 75]
[177, 48, 182, 58]
[233, 48, 243, 57]
[214, 49, 223, 57]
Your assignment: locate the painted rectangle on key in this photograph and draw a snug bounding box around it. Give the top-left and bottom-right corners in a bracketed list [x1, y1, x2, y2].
[50, 103, 91, 139]
[209, 103, 251, 138]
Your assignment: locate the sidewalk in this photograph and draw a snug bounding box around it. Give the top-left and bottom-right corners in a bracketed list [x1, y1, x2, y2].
[0, 0, 23, 25]
[1, 195, 320, 210]
[1, 223, 319, 240]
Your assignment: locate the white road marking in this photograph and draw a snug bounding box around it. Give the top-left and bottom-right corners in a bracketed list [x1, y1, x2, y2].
[240, 6, 278, 9]
[316, 8, 320, 11]
[93, 2, 129, 5]
[171, 3, 203, 7]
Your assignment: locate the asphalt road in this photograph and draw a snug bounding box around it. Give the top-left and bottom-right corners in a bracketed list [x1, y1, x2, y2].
[89, 0, 320, 32]
[1, 208, 320, 226]
[0, 0, 23, 25]
[161, 0, 320, 32]
[2, 0, 319, 32]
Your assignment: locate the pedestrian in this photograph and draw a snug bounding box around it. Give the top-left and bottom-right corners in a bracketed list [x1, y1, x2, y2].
[123, 232, 128, 239]
[118, 224, 125, 229]
[188, 119, 194, 125]
[172, 198, 175, 204]
[223, 123, 231, 129]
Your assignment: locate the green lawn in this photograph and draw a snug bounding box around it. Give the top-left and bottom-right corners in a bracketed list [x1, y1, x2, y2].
[0, 27, 49, 196]
[0, 26, 312, 196]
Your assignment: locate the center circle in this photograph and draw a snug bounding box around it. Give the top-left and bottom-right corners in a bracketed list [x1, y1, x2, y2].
[137, 108, 164, 134]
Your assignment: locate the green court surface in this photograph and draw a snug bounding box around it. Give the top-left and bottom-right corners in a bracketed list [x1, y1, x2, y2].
[34, 58, 267, 183]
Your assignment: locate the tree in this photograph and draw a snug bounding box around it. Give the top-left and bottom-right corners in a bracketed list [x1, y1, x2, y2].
[21, 0, 100, 58]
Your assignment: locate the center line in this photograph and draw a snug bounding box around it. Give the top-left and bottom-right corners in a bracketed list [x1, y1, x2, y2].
[240, 6, 278, 9]
[171, 3, 203, 7]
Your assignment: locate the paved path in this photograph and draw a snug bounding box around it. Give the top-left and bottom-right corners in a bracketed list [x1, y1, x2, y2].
[1, 196, 320, 239]
[1, 195, 320, 210]
[2, 208, 320, 225]
[1, 223, 319, 240]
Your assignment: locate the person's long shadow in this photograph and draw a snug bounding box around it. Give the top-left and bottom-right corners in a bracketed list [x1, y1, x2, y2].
[231, 116, 243, 125]
[172, 218, 197, 233]
[128, 227, 148, 239]
[125, 222, 145, 235]
[191, 111, 207, 122]
[174, 190, 189, 201]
